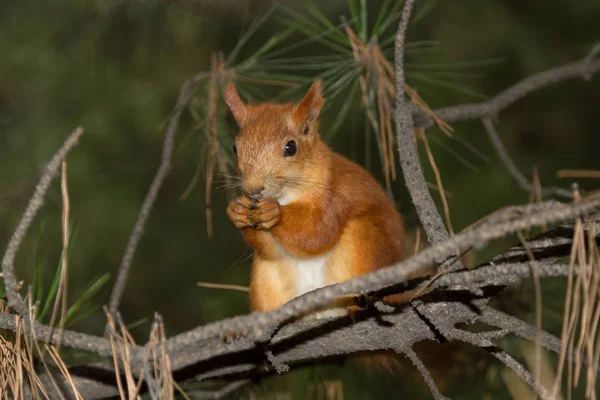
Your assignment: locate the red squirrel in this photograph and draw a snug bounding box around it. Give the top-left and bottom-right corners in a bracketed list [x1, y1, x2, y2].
[224, 80, 406, 318]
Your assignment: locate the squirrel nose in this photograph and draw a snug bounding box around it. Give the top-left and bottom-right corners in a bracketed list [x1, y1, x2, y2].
[243, 183, 265, 200]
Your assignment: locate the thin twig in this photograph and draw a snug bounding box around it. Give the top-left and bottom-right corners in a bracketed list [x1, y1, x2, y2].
[483, 118, 572, 199]
[414, 55, 600, 129]
[433, 262, 588, 289]
[491, 349, 552, 400]
[1, 127, 84, 315]
[187, 380, 251, 399]
[109, 73, 203, 315]
[403, 347, 449, 400]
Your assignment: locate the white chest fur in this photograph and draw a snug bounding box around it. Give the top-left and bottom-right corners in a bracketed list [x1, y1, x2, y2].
[290, 252, 330, 297]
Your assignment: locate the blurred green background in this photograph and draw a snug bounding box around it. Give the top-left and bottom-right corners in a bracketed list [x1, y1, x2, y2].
[1, 0, 599, 398]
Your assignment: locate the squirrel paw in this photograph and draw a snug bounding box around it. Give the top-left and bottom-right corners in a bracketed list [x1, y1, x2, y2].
[347, 304, 363, 323]
[252, 198, 281, 229]
[352, 294, 371, 308]
[226, 196, 281, 230]
[345, 294, 372, 322]
[220, 329, 249, 344]
[226, 196, 256, 229]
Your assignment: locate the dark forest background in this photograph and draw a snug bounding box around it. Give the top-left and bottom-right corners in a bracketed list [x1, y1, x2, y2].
[1, 0, 599, 398]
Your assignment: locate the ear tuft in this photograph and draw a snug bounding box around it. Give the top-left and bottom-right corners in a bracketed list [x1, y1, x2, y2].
[293, 80, 324, 130]
[223, 82, 247, 125]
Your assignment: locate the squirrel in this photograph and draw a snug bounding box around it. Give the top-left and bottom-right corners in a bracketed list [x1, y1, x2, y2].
[222, 81, 468, 390]
[223, 80, 409, 319]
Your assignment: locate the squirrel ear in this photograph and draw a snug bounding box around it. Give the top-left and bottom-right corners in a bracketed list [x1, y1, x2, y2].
[223, 82, 247, 125]
[293, 80, 324, 131]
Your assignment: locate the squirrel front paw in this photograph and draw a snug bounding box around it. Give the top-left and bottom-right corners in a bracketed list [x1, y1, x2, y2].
[226, 196, 281, 230]
[220, 329, 249, 344]
[252, 198, 281, 229]
[227, 196, 255, 229]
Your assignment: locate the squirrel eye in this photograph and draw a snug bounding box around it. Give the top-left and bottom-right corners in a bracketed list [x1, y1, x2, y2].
[284, 140, 297, 157]
[233, 144, 237, 156]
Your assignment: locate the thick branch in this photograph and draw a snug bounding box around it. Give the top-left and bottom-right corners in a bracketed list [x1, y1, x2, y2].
[0, 313, 114, 356]
[21, 373, 119, 400]
[0, 202, 597, 390]
[394, 0, 458, 270]
[165, 197, 600, 357]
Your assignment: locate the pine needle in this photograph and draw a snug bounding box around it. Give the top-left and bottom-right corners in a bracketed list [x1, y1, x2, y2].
[196, 282, 250, 292]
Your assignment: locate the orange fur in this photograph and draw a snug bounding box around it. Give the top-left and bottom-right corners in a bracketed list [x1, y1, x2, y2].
[224, 80, 405, 315]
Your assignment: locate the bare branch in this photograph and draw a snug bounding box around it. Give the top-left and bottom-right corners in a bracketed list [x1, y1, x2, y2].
[0, 312, 115, 357]
[1, 127, 84, 315]
[109, 73, 204, 315]
[394, 0, 460, 271]
[434, 262, 589, 289]
[414, 57, 600, 129]
[187, 380, 251, 399]
[165, 197, 600, 354]
[482, 118, 572, 199]
[21, 374, 119, 400]
[2, 29, 600, 398]
[413, 300, 556, 399]
[491, 348, 552, 400]
[403, 347, 449, 400]
[480, 307, 562, 355]
[0, 203, 597, 399]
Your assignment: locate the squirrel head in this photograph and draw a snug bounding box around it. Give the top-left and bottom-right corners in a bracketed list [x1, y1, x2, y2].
[224, 81, 325, 203]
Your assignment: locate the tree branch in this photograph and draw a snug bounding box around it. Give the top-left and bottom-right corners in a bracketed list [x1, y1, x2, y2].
[433, 262, 588, 289]
[164, 197, 600, 357]
[479, 307, 562, 355]
[413, 56, 600, 129]
[108, 73, 204, 315]
[0, 313, 114, 356]
[490, 348, 552, 400]
[394, 0, 460, 272]
[482, 118, 572, 199]
[1, 127, 83, 316]
[187, 380, 251, 399]
[1, 211, 596, 398]
[403, 347, 450, 400]
[1, 152, 598, 398]
[2, 13, 599, 399]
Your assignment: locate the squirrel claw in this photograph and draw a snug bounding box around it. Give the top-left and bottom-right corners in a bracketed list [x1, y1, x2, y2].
[345, 294, 373, 322]
[220, 329, 249, 344]
[352, 294, 373, 309]
[227, 196, 281, 230]
[347, 304, 363, 323]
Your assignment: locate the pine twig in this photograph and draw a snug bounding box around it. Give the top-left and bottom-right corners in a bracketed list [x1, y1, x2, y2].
[1, 127, 84, 316]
